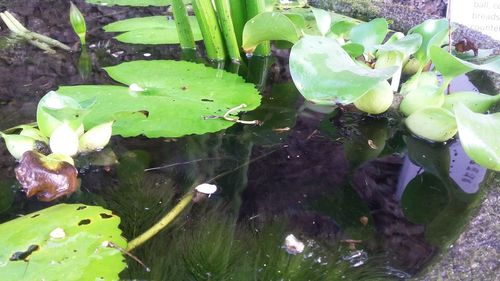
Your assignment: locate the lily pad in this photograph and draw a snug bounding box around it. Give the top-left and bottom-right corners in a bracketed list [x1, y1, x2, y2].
[455, 103, 500, 171]
[86, 0, 189, 6]
[57, 60, 261, 138]
[289, 35, 397, 104]
[0, 204, 126, 281]
[103, 16, 202, 44]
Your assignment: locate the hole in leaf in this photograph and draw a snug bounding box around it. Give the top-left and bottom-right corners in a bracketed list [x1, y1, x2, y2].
[138, 110, 149, 117]
[100, 213, 113, 219]
[73, 250, 77, 252]
[180, 86, 188, 91]
[78, 219, 91, 225]
[31, 214, 40, 218]
[10, 244, 39, 261]
[201, 99, 214, 102]
[76, 206, 87, 210]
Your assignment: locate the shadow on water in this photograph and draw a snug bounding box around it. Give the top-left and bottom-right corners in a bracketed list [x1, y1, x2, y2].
[0, 1, 497, 280]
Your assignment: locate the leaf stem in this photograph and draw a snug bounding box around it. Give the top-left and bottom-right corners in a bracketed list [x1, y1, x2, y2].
[126, 191, 194, 251]
[214, 0, 242, 62]
[172, 0, 196, 50]
[229, 0, 247, 48]
[246, 0, 271, 56]
[191, 0, 226, 61]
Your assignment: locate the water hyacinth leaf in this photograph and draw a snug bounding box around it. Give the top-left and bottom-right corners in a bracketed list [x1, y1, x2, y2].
[443, 92, 500, 113]
[375, 33, 422, 56]
[349, 18, 388, 53]
[242, 12, 301, 52]
[104, 16, 202, 44]
[400, 71, 438, 96]
[455, 103, 500, 171]
[289, 35, 397, 104]
[400, 85, 443, 116]
[405, 107, 457, 142]
[405, 136, 450, 180]
[342, 42, 364, 58]
[330, 20, 357, 39]
[0, 133, 36, 160]
[86, 0, 190, 6]
[310, 7, 331, 36]
[57, 60, 261, 138]
[408, 18, 448, 66]
[430, 46, 500, 78]
[0, 204, 126, 280]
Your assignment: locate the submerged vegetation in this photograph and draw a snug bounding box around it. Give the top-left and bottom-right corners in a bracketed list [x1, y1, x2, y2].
[0, 0, 498, 279]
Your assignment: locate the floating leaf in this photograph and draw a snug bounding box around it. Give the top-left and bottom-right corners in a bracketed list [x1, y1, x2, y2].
[289, 35, 397, 105]
[86, 0, 189, 6]
[443, 91, 500, 113]
[342, 42, 364, 58]
[242, 12, 301, 52]
[104, 16, 202, 44]
[0, 204, 126, 280]
[58, 60, 261, 138]
[349, 18, 388, 53]
[310, 7, 331, 36]
[430, 46, 500, 78]
[330, 20, 357, 39]
[405, 107, 457, 142]
[408, 19, 448, 66]
[455, 103, 500, 171]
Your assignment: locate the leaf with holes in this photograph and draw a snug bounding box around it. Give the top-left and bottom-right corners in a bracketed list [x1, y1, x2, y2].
[57, 60, 261, 138]
[104, 16, 202, 45]
[0, 204, 126, 281]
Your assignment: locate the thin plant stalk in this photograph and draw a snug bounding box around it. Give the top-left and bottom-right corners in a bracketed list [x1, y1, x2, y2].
[246, 0, 270, 56]
[191, 0, 226, 61]
[126, 191, 194, 251]
[214, 0, 242, 62]
[229, 0, 247, 47]
[172, 0, 196, 50]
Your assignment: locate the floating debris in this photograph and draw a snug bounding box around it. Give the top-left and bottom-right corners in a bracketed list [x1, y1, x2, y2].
[284, 234, 305, 254]
[50, 227, 66, 239]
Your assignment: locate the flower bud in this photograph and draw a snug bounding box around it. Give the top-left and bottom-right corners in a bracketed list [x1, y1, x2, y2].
[50, 123, 79, 157]
[70, 2, 87, 45]
[0, 133, 36, 160]
[78, 121, 114, 154]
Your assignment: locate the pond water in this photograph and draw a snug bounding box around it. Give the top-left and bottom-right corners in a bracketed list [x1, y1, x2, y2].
[0, 1, 497, 280]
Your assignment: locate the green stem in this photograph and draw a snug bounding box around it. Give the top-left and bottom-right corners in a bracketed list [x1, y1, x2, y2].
[246, 0, 270, 56]
[126, 191, 194, 251]
[191, 0, 226, 61]
[229, 0, 247, 48]
[172, 0, 196, 50]
[214, 0, 242, 62]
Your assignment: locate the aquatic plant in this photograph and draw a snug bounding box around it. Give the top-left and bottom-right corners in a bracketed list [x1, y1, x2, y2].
[69, 2, 87, 45]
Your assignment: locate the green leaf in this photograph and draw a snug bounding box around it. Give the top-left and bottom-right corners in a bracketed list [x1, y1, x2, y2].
[242, 12, 301, 52]
[0, 204, 126, 281]
[330, 20, 357, 39]
[405, 136, 450, 180]
[400, 71, 438, 96]
[455, 103, 500, 171]
[342, 42, 364, 58]
[405, 107, 457, 142]
[57, 60, 261, 138]
[375, 33, 422, 56]
[408, 18, 448, 66]
[430, 46, 500, 78]
[104, 16, 202, 45]
[443, 91, 500, 113]
[86, 0, 190, 6]
[349, 18, 388, 53]
[289, 35, 397, 105]
[310, 7, 331, 36]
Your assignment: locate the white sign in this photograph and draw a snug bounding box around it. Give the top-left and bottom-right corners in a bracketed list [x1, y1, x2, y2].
[449, 0, 500, 40]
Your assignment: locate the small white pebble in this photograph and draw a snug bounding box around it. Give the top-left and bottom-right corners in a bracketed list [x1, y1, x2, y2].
[143, 53, 152, 57]
[50, 227, 66, 239]
[195, 183, 217, 195]
[284, 234, 305, 254]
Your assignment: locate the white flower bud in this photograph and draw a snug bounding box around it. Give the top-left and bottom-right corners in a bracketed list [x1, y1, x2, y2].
[78, 121, 113, 154]
[50, 123, 79, 157]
